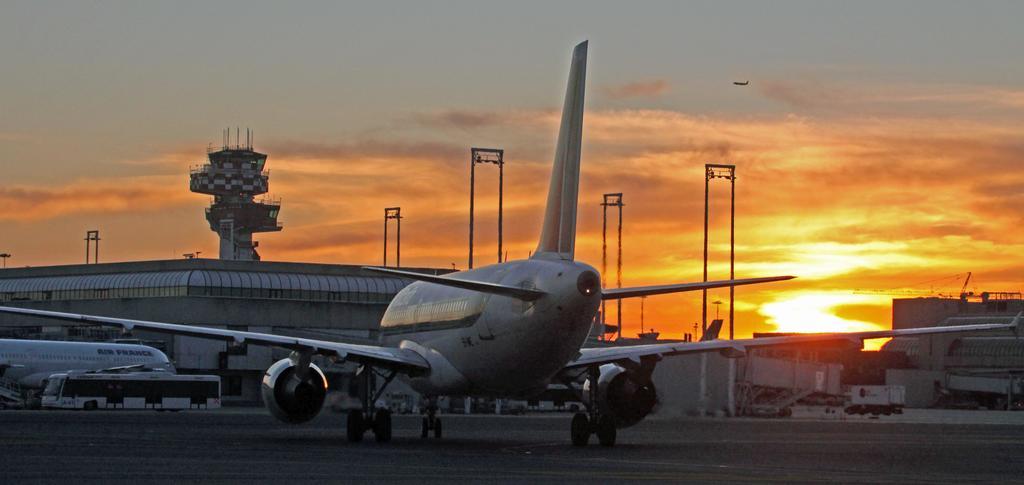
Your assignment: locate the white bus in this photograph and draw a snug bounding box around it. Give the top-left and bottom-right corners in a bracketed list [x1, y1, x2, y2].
[41, 370, 220, 410]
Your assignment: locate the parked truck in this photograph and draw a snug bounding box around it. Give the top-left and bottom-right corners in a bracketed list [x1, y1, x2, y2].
[845, 385, 905, 416]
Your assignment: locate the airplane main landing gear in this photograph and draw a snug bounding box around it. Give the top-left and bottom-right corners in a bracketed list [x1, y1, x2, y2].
[347, 410, 366, 442]
[565, 365, 617, 447]
[595, 415, 616, 446]
[346, 365, 397, 443]
[373, 409, 393, 442]
[420, 398, 442, 439]
[569, 412, 616, 447]
[346, 408, 394, 443]
[570, 412, 590, 446]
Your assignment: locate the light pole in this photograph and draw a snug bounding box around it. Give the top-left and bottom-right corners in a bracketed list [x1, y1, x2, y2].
[703, 164, 736, 339]
[601, 193, 624, 340]
[0, 253, 10, 268]
[84, 230, 100, 264]
[384, 207, 402, 268]
[468, 148, 504, 269]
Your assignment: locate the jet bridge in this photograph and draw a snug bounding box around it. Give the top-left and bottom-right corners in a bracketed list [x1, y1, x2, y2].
[0, 375, 24, 408]
[735, 354, 844, 417]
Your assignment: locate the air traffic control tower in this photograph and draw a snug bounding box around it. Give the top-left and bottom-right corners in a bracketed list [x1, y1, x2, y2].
[190, 131, 281, 261]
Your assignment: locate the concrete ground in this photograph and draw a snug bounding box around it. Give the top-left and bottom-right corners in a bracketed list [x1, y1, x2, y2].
[2, 408, 1023, 483]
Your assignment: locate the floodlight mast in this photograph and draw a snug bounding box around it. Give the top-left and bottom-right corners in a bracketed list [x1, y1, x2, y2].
[601, 193, 624, 340]
[84, 230, 100, 264]
[703, 164, 736, 339]
[468, 148, 505, 269]
[384, 207, 402, 268]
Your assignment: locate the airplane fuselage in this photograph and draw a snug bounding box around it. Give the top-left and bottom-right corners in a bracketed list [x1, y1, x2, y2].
[0, 339, 174, 388]
[380, 258, 601, 397]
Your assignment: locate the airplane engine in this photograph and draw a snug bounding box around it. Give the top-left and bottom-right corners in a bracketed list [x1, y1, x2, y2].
[261, 358, 328, 424]
[584, 363, 658, 428]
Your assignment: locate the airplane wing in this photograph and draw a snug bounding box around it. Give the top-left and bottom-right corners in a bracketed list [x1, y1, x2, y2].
[365, 268, 789, 302]
[97, 364, 149, 373]
[564, 312, 1021, 370]
[0, 306, 430, 373]
[363, 267, 547, 301]
[602, 275, 794, 300]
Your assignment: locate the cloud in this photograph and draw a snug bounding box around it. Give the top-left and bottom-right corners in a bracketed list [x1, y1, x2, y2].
[0, 132, 34, 142]
[757, 79, 846, 109]
[758, 78, 1024, 114]
[267, 139, 465, 163]
[412, 110, 508, 130]
[0, 176, 192, 222]
[602, 79, 671, 99]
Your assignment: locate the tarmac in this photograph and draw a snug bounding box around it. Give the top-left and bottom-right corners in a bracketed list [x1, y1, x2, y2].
[2, 408, 1023, 483]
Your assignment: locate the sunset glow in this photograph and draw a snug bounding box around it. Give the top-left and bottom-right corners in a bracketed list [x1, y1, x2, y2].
[2, 3, 1022, 344]
[760, 293, 888, 334]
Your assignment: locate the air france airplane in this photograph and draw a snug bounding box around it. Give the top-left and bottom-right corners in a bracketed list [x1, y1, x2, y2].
[0, 41, 1018, 446]
[0, 339, 174, 389]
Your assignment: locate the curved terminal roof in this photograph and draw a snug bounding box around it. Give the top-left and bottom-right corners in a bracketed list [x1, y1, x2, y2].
[0, 267, 412, 304]
[883, 336, 1024, 358]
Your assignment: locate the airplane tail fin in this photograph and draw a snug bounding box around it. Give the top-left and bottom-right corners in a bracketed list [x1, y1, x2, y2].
[700, 319, 724, 342]
[533, 41, 587, 261]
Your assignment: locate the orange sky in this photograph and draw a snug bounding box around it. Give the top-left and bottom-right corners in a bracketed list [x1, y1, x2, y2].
[3, 101, 1022, 345]
[2, 4, 1023, 345]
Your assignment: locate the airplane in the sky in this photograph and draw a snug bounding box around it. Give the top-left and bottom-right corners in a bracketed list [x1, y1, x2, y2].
[0, 338, 174, 404]
[733, 80, 749, 86]
[0, 41, 1019, 446]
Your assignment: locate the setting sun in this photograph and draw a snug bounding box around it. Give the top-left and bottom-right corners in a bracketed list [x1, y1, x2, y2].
[758, 292, 893, 350]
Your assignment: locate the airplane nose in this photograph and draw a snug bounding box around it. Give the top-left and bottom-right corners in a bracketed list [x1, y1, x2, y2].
[576, 270, 600, 296]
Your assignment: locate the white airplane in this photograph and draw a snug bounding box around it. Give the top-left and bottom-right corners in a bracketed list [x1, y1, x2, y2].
[0, 338, 174, 389]
[0, 41, 1019, 445]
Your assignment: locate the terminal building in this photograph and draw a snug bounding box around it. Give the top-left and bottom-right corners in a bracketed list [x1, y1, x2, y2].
[638, 294, 1024, 417]
[883, 294, 1024, 409]
[0, 259, 440, 403]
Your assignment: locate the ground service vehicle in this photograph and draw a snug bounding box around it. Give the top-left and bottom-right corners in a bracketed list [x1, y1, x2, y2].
[41, 370, 220, 411]
[845, 385, 905, 416]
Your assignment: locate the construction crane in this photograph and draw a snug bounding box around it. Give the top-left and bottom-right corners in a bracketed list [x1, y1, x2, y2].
[959, 272, 973, 299]
[853, 273, 972, 299]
